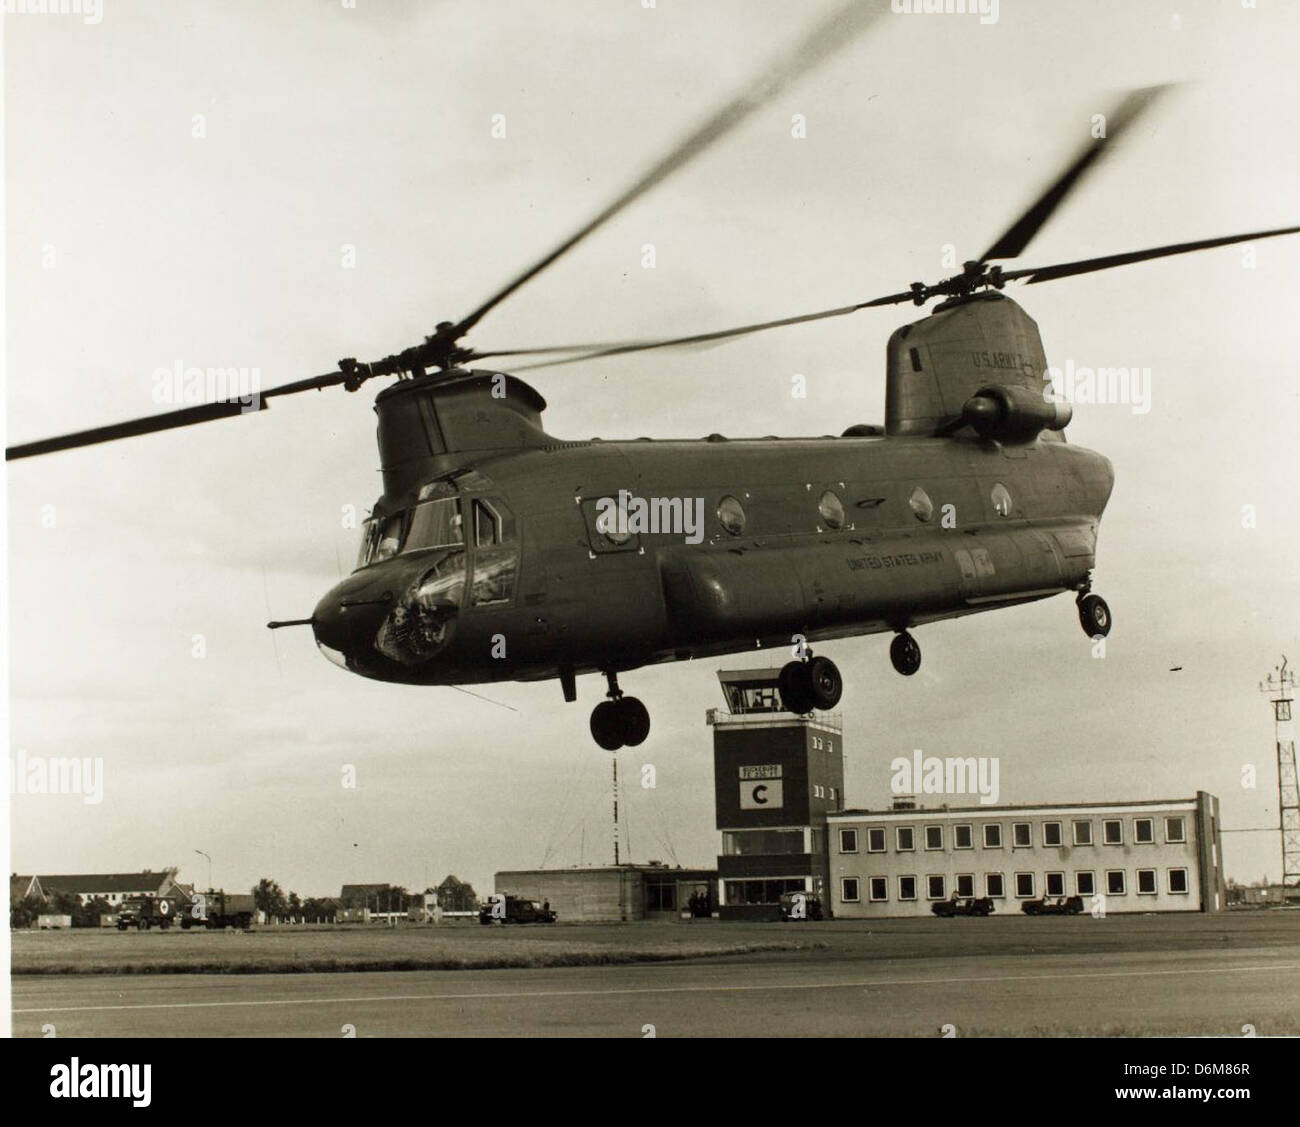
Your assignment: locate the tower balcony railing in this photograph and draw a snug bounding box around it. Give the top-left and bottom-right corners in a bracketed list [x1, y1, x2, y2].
[706, 708, 842, 732]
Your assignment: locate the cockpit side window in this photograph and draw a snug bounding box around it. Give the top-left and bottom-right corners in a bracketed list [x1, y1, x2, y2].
[406, 497, 464, 552]
[473, 499, 516, 547]
[469, 497, 519, 607]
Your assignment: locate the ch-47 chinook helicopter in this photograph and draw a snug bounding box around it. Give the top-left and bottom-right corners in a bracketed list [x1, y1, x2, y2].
[8, 3, 1298, 751]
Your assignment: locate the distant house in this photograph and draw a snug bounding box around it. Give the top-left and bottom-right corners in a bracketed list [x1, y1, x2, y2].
[38, 868, 181, 907]
[11, 874, 44, 903]
[338, 883, 390, 909]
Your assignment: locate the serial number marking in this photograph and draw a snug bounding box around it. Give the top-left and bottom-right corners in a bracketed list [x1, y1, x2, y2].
[847, 550, 944, 571]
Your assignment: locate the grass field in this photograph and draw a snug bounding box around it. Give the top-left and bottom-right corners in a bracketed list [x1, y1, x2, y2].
[11, 910, 1298, 977]
[9, 921, 824, 975]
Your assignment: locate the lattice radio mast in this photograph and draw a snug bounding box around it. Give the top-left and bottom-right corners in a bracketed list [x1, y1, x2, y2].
[1259, 656, 1300, 888]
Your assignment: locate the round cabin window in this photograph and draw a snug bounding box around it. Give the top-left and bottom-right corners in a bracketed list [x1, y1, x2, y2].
[717, 495, 747, 536]
[818, 490, 845, 529]
[909, 486, 934, 522]
[595, 502, 631, 545]
[991, 483, 1013, 517]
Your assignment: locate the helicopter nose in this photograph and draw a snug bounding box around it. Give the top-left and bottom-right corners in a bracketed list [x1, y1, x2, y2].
[311, 581, 394, 664]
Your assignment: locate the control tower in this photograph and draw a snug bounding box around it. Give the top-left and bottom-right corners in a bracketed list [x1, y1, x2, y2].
[708, 668, 845, 920]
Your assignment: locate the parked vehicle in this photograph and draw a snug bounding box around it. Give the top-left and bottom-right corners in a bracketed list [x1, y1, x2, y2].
[180, 889, 256, 929]
[779, 890, 824, 921]
[1022, 895, 1084, 916]
[116, 894, 186, 930]
[478, 895, 557, 924]
[932, 895, 995, 917]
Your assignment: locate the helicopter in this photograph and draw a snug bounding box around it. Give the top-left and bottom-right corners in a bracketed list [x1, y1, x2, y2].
[8, 3, 1298, 752]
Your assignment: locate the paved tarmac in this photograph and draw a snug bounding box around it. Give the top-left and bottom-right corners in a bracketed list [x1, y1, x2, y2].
[13, 930, 1300, 1037]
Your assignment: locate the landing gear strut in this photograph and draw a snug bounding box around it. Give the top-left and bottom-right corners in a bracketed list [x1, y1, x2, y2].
[889, 630, 921, 676]
[589, 671, 650, 750]
[1077, 592, 1112, 638]
[777, 654, 843, 715]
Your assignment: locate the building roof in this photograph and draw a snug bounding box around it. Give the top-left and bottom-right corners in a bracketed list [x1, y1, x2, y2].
[38, 870, 177, 895]
[11, 874, 43, 901]
[829, 797, 1201, 819]
[339, 883, 393, 900]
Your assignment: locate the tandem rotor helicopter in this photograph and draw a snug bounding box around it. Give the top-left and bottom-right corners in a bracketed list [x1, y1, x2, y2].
[9, 2, 1298, 750]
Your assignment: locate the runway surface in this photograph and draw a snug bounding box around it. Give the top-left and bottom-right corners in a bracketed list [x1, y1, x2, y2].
[14, 924, 1300, 1037]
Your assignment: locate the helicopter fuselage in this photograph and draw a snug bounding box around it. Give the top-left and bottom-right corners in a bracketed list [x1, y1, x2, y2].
[311, 424, 1113, 691]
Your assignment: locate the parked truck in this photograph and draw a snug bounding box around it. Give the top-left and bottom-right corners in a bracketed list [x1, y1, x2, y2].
[116, 894, 187, 930]
[179, 889, 256, 930]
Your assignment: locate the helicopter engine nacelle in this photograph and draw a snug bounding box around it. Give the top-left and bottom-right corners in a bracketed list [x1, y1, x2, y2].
[959, 383, 1072, 443]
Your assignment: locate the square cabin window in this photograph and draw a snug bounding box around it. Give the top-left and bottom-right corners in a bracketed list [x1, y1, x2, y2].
[1012, 822, 1032, 848]
[983, 824, 1003, 849]
[924, 825, 944, 850]
[1075, 871, 1096, 897]
[954, 825, 973, 850]
[927, 875, 946, 900]
[1106, 870, 1126, 896]
[1134, 818, 1154, 844]
[868, 877, 888, 902]
[1073, 820, 1093, 846]
[1045, 872, 1065, 897]
[1103, 819, 1123, 845]
[867, 828, 887, 853]
[898, 876, 918, 901]
[985, 873, 1005, 898]
[1168, 868, 1189, 895]
[841, 878, 860, 903]
[839, 829, 859, 854]
[1136, 869, 1157, 895]
[956, 874, 974, 898]
[896, 827, 915, 852]
[1165, 817, 1187, 844]
[1014, 873, 1035, 898]
[1043, 821, 1063, 847]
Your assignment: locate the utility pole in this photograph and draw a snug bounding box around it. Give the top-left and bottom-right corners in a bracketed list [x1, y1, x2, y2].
[1259, 657, 1300, 890]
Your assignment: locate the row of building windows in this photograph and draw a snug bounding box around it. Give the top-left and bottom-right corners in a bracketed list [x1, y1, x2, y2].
[837, 816, 1187, 855]
[840, 867, 1192, 903]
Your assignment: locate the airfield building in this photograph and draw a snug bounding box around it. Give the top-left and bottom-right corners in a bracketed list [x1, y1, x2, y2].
[828, 793, 1226, 917]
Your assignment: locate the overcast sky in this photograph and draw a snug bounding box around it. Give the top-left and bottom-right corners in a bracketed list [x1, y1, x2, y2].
[6, 0, 1300, 898]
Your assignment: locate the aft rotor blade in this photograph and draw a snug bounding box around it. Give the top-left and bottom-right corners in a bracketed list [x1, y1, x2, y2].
[511, 289, 915, 371]
[1003, 225, 1300, 285]
[446, 0, 888, 342]
[6, 369, 351, 460]
[980, 85, 1172, 263]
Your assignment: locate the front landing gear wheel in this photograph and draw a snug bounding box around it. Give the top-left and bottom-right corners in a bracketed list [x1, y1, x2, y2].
[890, 631, 921, 676]
[778, 656, 842, 713]
[778, 661, 814, 715]
[590, 700, 623, 750]
[617, 697, 650, 747]
[589, 676, 651, 749]
[1077, 593, 1112, 638]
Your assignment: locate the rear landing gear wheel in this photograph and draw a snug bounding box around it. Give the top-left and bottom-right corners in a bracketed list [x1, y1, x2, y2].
[890, 631, 921, 676]
[778, 661, 815, 715]
[1077, 593, 1111, 638]
[590, 700, 623, 750]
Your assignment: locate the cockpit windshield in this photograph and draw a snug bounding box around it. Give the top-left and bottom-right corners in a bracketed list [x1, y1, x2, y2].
[355, 498, 464, 570]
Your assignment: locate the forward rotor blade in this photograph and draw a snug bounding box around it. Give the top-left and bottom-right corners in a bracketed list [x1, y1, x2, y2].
[1003, 225, 1300, 285]
[6, 369, 351, 460]
[980, 85, 1172, 263]
[511, 289, 915, 371]
[447, 0, 888, 342]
